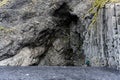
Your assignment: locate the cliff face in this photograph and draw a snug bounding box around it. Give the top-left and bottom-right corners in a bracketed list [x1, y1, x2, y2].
[0, 0, 119, 69]
[0, 0, 90, 66]
[83, 3, 120, 69]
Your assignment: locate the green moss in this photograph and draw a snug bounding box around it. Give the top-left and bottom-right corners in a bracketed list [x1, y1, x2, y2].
[0, 26, 5, 31]
[0, 0, 8, 7]
[87, 0, 109, 29]
[85, 0, 120, 30]
[0, 26, 15, 33]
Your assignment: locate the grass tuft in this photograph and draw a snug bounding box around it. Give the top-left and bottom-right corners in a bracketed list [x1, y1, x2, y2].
[85, 0, 120, 30]
[0, 0, 8, 7]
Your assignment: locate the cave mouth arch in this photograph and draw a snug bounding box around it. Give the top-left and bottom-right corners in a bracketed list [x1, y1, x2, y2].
[52, 2, 79, 26]
[32, 2, 85, 66]
[0, 1, 86, 66]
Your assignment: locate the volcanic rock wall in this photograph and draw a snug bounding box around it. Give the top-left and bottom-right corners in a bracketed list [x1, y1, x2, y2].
[0, 0, 89, 66]
[0, 0, 119, 69]
[83, 3, 120, 69]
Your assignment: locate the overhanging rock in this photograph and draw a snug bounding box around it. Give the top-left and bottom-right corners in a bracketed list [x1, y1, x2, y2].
[0, 0, 91, 66]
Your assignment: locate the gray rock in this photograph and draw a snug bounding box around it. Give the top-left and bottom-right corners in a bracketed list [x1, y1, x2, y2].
[83, 3, 120, 69]
[0, 0, 91, 66]
[0, 0, 119, 70]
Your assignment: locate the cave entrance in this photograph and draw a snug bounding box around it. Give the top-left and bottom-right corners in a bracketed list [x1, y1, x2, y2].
[35, 2, 85, 66]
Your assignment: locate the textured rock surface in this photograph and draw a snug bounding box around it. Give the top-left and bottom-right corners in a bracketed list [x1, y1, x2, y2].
[83, 3, 120, 69]
[0, 0, 119, 69]
[0, 0, 92, 66]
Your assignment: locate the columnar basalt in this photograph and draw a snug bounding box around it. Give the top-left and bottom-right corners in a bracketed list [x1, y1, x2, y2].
[83, 3, 120, 69]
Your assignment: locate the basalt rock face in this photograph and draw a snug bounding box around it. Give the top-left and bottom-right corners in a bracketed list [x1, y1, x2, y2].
[83, 3, 120, 69]
[0, 0, 119, 69]
[0, 0, 91, 66]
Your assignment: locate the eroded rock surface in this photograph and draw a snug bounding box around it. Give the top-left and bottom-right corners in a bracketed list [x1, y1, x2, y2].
[83, 3, 120, 69]
[0, 0, 92, 66]
[0, 0, 119, 69]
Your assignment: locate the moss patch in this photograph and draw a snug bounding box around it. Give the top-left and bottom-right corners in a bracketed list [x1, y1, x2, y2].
[0, 0, 8, 7]
[0, 26, 15, 33]
[85, 0, 120, 30]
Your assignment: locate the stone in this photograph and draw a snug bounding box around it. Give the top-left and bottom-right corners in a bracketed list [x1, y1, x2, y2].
[0, 0, 91, 66]
[0, 0, 119, 70]
[83, 3, 120, 69]
[0, 47, 45, 66]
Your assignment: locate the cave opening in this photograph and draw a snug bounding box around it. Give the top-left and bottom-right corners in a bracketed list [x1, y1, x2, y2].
[20, 2, 85, 66]
[52, 2, 79, 27]
[32, 2, 85, 66]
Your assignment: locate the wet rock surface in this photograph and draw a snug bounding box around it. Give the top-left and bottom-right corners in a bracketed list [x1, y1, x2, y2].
[0, 66, 119, 80]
